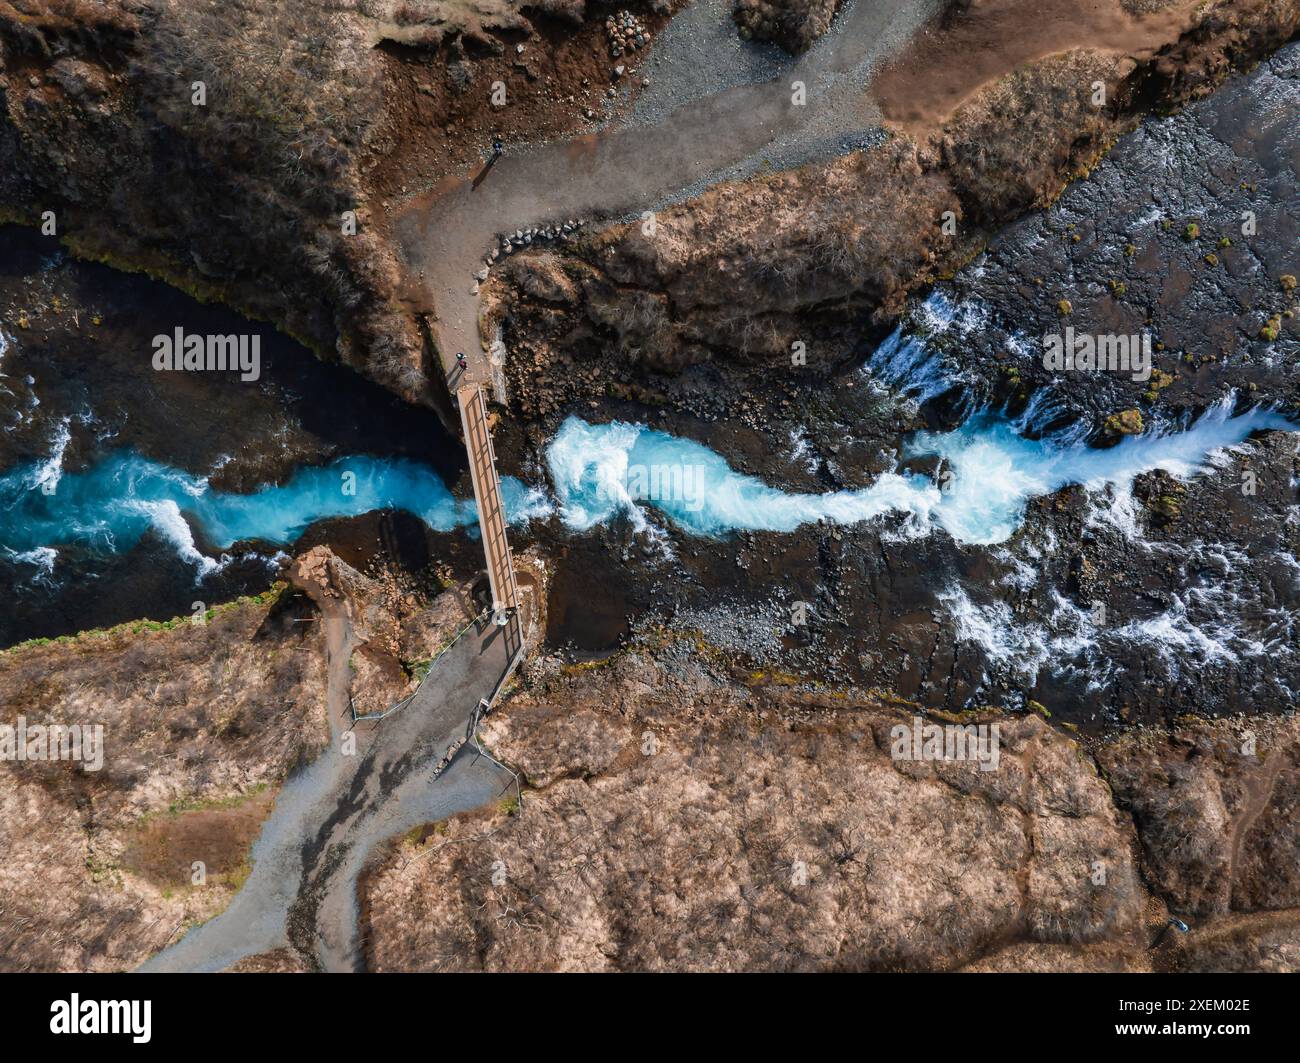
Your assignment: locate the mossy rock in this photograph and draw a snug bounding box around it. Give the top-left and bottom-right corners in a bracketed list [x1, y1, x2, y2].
[1104, 408, 1144, 436]
[1148, 494, 1183, 522]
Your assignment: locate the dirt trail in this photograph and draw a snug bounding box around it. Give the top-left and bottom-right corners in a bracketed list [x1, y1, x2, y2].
[397, 0, 944, 385]
[142, 605, 517, 973]
[873, 0, 1201, 137]
[1226, 749, 1285, 900]
[396, 0, 1231, 392]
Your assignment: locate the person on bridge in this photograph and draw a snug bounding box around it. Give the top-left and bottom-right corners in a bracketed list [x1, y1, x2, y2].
[456, 352, 469, 372]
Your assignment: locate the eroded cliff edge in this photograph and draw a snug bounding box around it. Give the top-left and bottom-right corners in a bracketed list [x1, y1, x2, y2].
[4, 546, 1297, 972]
[2, 1, 1296, 415]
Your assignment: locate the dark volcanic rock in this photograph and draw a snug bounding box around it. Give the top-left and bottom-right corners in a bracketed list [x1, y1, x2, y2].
[733, 0, 842, 54]
[509, 48, 1300, 729]
[945, 44, 1300, 436]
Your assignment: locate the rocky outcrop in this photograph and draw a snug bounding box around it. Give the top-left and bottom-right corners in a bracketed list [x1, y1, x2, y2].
[5, 542, 1295, 973]
[359, 647, 1300, 971]
[500, 0, 1300, 420]
[0, 1, 422, 392]
[502, 138, 958, 416]
[733, 0, 842, 54]
[935, 37, 1300, 437]
[0, 541, 510, 971]
[0, 588, 330, 971]
[0, 0, 661, 405]
[289, 544, 480, 718]
[1098, 717, 1300, 919]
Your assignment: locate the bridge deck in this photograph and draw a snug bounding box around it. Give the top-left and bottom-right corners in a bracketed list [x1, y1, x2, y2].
[457, 383, 519, 614]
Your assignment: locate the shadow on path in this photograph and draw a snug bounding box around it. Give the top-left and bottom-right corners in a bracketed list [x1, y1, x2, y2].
[142, 612, 516, 973]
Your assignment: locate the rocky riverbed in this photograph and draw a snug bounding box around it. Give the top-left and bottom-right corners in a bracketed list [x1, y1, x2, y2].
[495, 42, 1300, 730]
[1, 0, 1298, 974]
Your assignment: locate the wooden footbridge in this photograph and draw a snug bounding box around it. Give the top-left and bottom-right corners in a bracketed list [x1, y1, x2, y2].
[355, 379, 523, 725]
[456, 383, 520, 618]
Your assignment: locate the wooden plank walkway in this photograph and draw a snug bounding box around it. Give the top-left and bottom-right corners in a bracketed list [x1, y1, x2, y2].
[457, 383, 519, 614]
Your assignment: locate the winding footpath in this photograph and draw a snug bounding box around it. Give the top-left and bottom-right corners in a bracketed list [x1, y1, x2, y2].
[398, 0, 942, 387]
[145, 0, 942, 972]
[143, 601, 518, 973]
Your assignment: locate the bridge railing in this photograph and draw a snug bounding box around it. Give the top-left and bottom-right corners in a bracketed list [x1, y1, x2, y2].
[457, 383, 520, 615]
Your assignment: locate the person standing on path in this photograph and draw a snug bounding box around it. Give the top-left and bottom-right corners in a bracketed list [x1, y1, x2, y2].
[472, 139, 505, 190]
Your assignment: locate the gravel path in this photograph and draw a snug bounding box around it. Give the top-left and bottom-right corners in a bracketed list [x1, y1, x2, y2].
[142, 609, 517, 973]
[397, 0, 943, 387]
[144, 3, 943, 973]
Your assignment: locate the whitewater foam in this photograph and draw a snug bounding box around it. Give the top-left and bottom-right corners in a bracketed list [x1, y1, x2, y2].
[940, 584, 1107, 689]
[0, 451, 546, 577]
[4, 545, 59, 587]
[543, 397, 1292, 546]
[27, 417, 71, 495]
[124, 498, 221, 577]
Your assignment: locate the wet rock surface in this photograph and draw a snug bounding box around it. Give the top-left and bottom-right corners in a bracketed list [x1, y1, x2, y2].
[515, 422, 1295, 728]
[0, 225, 469, 648]
[501, 44, 1300, 730]
[943, 42, 1300, 434]
[498, 5, 1299, 432]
